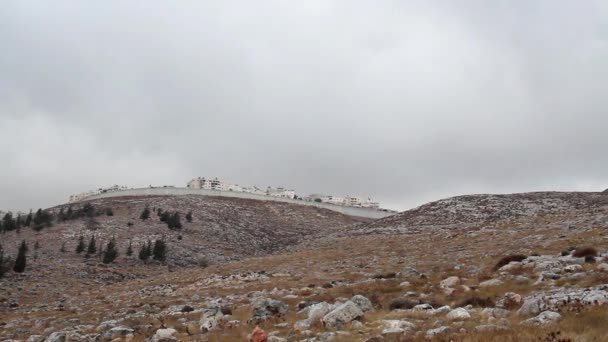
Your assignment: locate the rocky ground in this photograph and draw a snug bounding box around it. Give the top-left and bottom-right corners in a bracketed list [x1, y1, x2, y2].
[1, 192, 608, 341]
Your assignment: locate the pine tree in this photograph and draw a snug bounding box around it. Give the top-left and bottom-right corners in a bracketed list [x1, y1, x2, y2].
[66, 206, 74, 220]
[76, 235, 85, 253]
[57, 207, 66, 222]
[0, 244, 12, 278]
[87, 235, 97, 255]
[102, 237, 118, 264]
[126, 240, 133, 256]
[152, 240, 167, 262]
[105, 208, 114, 216]
[138, 240, 152, 261]
[186, 211, 193, 223]
[13, 240, 27, 273]
[156, 208, 162, 217]
[24, 210, 32, 227]
[140, 206, 151, 221]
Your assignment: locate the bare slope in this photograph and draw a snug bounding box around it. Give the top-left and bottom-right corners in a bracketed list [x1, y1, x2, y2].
[360, 191, 608, 235]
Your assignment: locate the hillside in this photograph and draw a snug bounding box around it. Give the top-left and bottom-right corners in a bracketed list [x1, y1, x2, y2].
[2, 192, 608, 341]
[360, 191, 608, 235]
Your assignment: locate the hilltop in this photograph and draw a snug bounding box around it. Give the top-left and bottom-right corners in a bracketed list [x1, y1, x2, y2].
[1, 191, 608, 341]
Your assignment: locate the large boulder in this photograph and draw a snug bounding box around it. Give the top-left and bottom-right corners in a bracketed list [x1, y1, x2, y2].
[350, 295, 373, 312]
[322, 301, 364, 328]
[251, 298, 288, 323]
[200, 306, 225, 332]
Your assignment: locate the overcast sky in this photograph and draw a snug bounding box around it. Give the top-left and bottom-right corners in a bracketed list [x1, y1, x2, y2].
[1, 1, 608, 212]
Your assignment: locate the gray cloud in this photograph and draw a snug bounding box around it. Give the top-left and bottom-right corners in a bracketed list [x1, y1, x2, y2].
[1, 1, 608, 211]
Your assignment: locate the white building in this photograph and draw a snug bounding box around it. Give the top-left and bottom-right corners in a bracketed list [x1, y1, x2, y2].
[187, 177, 227, 191]
[343, 196, 362, 207]
[266, 186, 296, 199]
[68, 185, 127, 203]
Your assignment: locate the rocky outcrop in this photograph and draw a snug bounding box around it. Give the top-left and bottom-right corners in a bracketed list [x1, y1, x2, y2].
[518, 285, 608, 316]
[251, 298, 288, 323]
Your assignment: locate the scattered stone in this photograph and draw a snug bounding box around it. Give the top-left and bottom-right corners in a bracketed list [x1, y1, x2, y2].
[251, 326, 268, 342]
[200, 306, 225, 332]
[479, 279, 503, 287]
[151, 328, 177, 342]
[447, 308, 471, 320]
[521, 311, 561, 325]
[426, 326, 449, 337]
[382, 320, 417, 335]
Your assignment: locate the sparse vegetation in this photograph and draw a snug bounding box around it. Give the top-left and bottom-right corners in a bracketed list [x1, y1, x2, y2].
[126, 240, 133, 256]
[152, 240, 167, 262]
[139, 240, 152, 261]
[572, 247, 598, 258]
[0, 244, 11, 278]
[13, 240, 27, 273]
[87, 235, 97, 255]
[102, 237, 118, 264]
[75, 235, 85, 254]
[186, 210, 193, 223]
[140, 206, 151, 220]
[493, 254, 527, 271]
[388, 297, 416, 310]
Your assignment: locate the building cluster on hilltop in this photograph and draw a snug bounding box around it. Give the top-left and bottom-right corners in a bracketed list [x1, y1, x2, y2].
[186, 177, 296, 199]
[187, 177, 379, 208]
[68, 185, 128, 203]
[67, 177, 382, 209]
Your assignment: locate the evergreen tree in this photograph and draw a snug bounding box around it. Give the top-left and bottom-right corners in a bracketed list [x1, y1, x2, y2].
[13, 240, 27, 273]
[24, 210, 32, 227]
[156, 208, 162, 217]
[126, 240, 133, 256]
[2, 213, 16, 232]
[57, 207, 66, 222]
[186, 211, 193, 223]
[66, 206, 74, 220]
[152, 240, 167, 262]
[76, 235, 85, 254]
[60, 242, 66, 253]
[102, 237, 118, 264]
[105, 208, 114, 216]
[138, 240, 152, 261]
[87, 235, 97, 255]
[140, 206, 151, 221]
[82, 203, 95, 217]
[16, 215, 22, 229]
[33, 209, 43, 225]
[0, 244, 12, 278]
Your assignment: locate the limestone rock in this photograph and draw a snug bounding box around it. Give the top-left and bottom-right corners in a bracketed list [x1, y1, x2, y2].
[521, 311, 561, 325]
[151, 328, 177, 342]
[447, 308, 471, 320]
[381, 320, 416, 335]
[322, 301, 364, 328]
[350, 295, 373, 312]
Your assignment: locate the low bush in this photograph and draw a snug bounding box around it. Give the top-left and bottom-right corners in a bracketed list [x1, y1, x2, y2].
[572, 247, 598, 258]
[493, 254, 527, 271]
[458, 296, 495, 308]
[373, 272, 397, 279]
[388, 298, 416, 310]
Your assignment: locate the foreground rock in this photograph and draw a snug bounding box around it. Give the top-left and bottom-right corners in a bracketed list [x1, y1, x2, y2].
[518, 285, 608, 316]
[322, 301, 364, 328]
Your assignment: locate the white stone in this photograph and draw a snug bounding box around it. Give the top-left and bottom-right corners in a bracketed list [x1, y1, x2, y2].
[322, 301, 364, 328]
[521, 311, 561, 325]
[381, 320, 417, 335]
[479, 279, 503, 287]
[152, 328, 177, 342]
[447, 308, 471, 320]
[426, 326, 449, 337]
